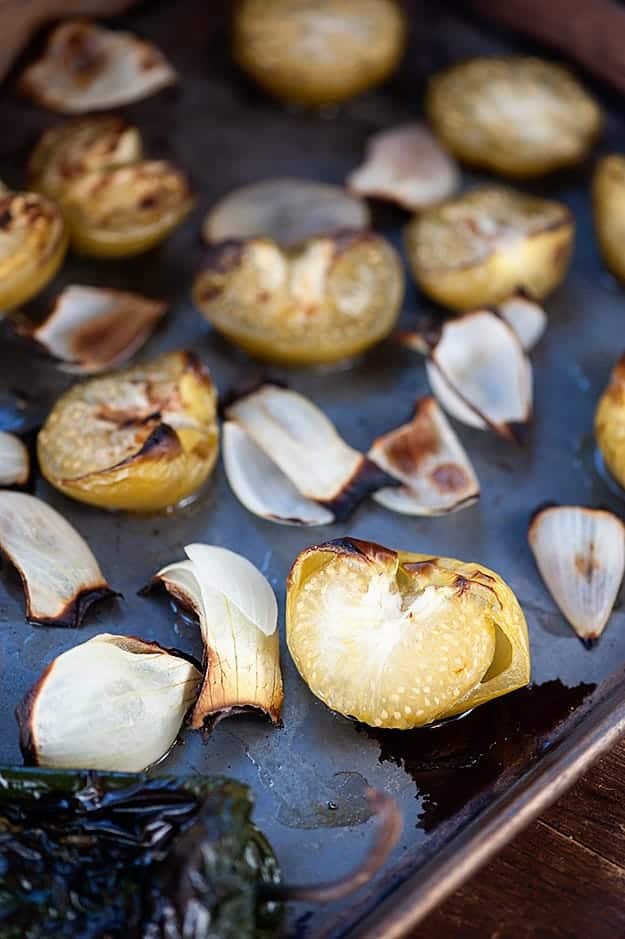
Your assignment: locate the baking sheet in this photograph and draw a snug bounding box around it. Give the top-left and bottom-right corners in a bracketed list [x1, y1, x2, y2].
[1, 2, 625, 936]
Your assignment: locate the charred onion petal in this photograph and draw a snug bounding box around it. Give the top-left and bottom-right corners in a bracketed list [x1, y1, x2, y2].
[37, 350, 219, 512]
[593, 155, 625, 284]
[202, 177, 370, 247]
[369, 397, 479, 515]
[61, 160, 194, 258]
[347, 123, 459, 211]
[426, 57, 601, 178]
[223, 421, 334, 526]
[0, 431, 29, 486]
[529, 505, 625, 645]
[28, 116, 143, 202]
[225, 383, 397, 520]
[0, 491, 113, 626]
[496, 293, 547, 351]
[0, 191, 67, 314]
[404, 186, 574, 311]
[233, 0, 406, 106]
[402, 311, 533, 443]
[20, 19, 176, 113]
[153, 544, 283, 729]
[193, 230, 404, 366]
[286, 538, 530, 728]
[22, 285, 167, 374]
[17, 634, 201, 771]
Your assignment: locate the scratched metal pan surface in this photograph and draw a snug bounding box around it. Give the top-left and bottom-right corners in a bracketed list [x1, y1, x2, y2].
[1, 2, 625, 937]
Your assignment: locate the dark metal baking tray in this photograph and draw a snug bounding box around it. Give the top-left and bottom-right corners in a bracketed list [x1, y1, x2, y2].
[2, 2, 625, 936]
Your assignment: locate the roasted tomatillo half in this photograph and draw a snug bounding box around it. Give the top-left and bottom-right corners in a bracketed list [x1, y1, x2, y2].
[592, 155, 625, 283]
[595, 353, 625, 491]
[426, 57, 601, 178]
[287, 538, 530, 728]
[405, 186, 573, 311]
[193, 231, 404, 366]
[60, 160, 194, 258]
[233, 0, 406, 106]
[28, 116, 143, 203]
[38, 350, 219, 511]
[0, 191, 67, 314]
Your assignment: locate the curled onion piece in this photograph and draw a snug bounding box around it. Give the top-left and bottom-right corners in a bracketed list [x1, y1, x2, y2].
[223, 422, 334, 526]
[400, 310, 533, 443]
[17, 634, 201, 771]
[529, 505, 625, 646]
[21, 285, 167, 374]
[347, 123, 459, 211]
[0, 191, 67, 314]
[224, 383, 397, 523]
[20, 19, 176, 113]
[28, 116, 143, 202]
[0, 431, 29, 486]
[369, 397, 479, 515]
[153, 544, 283, 730]
[496, 293, 547, 351]
[0, 491, 114, 626]
[202, 178, 370, 248]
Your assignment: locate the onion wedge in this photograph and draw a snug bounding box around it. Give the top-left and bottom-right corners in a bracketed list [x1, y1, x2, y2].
[20, 19, 176, 113]
[0, 491, 114, 626]
[529, 505, 625, 646]
[369, 397, 479, 515]
[202, 178, 370, 248]
[152, 544, 283, 730]
[496, 293, 547, 351]
[400, 310, 533, 443]
[347, 123, 459, 211]
[224, 383, 397, 523]
[20, 285, 167, 374]
[16, 634, 201, 771]
[0, 431, 29, 486]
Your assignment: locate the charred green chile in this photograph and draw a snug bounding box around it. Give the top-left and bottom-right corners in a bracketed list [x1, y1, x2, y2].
[0, 767, 281, 939]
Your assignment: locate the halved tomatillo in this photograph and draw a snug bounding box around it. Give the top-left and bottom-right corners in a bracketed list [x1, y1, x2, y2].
[28, 116, 143, 203]
[592, 155, 625, 283]
[426, 57, 601, 178]
[61, 160, 194, 258]
[287, 538, 530, 728]
[0, 191, 67, 314]
[405, 186, 574, 311]
[37, 350, 219, 512]
[193, 231, 404, 365]
[233, 0, 406, 106]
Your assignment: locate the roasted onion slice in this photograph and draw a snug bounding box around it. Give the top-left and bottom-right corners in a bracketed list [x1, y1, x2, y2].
[0, 431, 29, 486]
[287, 538, 530, 728]
[400, 311, 533, 443]
[404, 186, 574, 311]
[203, 178, 370, 248]
[0, 491, 114, 626]
[20, 284, 167, 374]
[347, 123, 460, 211]
[233, 0, 406, 106]
[369, 397, 479, 515]
[61, 160, 194, 258]
[0, 191, 67, 314]
[37, 350, 219, 512]
[426, 57, 601, 178]
[529, 505, 625, 646]
[17, 634, 201, 771]
[28, 116, 143, 203]
[193, 231, 403, 365]
[20, 19, 176, 113]
[223, 382, 396, 523]
[153, 544, 283, 729]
